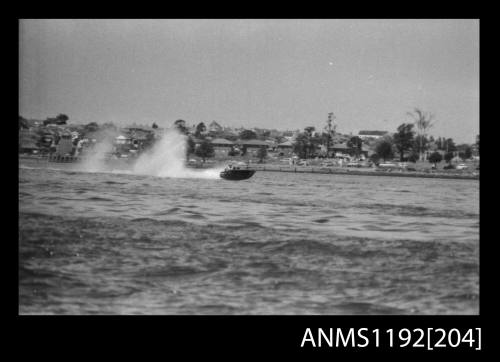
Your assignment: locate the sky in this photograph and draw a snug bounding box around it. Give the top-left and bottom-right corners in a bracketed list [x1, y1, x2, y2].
[19, 19, 479, 143]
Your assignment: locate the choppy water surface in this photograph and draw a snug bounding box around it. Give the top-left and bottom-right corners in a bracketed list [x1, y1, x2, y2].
[19, 162, 479, 314]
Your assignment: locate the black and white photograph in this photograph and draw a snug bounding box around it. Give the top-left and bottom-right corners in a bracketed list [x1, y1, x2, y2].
[19, 19, 479, 316]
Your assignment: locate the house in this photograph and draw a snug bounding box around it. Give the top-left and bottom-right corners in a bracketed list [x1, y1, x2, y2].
[210, 138, 234, 157]
[113, 135, 134, 155]
[265, 140, 277, 151]
[329, 143, 351, 156]
[20, 140, 39, 153]
[20, 118, 42, 129]
[208, 121, 223, 133]
[329, 143, 370, 158]
[19, 130, 40, 154]
[83, 131, 106, 143]
[276, 140, 293, 156]
[55, 135, 74, 156]
[358, 130, 389, 140]
[236, 139, 270, 156]
[115, 135, 132, 145]
[123, 127, 155, 149]
[361, 145, 373, 158]
[39, 132, 55, 149]
[191, 137, 204, 145]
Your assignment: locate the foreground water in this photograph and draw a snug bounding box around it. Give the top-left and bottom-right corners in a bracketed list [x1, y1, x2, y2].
[19, 161, 479, 314]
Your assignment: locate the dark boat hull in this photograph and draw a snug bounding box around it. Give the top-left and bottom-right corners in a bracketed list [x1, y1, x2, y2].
[220, 169, 256, 180]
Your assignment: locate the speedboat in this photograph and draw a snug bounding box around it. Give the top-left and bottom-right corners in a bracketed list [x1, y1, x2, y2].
[220, 165, 256, 180]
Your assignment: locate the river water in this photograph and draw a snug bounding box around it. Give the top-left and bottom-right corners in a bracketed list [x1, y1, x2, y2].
[19, 160, 479, 314]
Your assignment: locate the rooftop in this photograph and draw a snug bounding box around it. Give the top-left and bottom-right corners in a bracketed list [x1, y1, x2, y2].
[358, 130, 389, 136]
[210, 138, 234, 145]
[237, 139, 270, 146]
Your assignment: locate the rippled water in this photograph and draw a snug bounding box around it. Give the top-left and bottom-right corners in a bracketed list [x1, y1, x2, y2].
[19, 161, 479, 314]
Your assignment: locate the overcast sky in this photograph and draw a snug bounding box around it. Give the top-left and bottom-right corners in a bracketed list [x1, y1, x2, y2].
[19, 19, 479, 143]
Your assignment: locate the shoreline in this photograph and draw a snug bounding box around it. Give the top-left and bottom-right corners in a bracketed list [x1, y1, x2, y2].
[247, 165, 479, 180]
[19, 155, 479, 181]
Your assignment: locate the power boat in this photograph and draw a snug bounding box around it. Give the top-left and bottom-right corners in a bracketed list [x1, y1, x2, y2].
[220, 164, 256, 180]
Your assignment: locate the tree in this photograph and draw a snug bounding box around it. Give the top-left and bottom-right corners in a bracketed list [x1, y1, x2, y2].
[228, 147, 239, 156]
[152, 122, 158, 129]
[465, 146, 472, 159]
[304, 126, 315, 136]
[459, 146, 472, 160]
[186, 137, 195, 156]
[393, 123, 415, 161]
[407, 108, 435, 161]
[292, 133, 311, 159]
[436, 137, 443, 150]
[375, 139, 394, 162]
[173, 119, 189, 135]
[444, 152, 454, 164]
[444, 138, 456, 153]
[43, 114, 68, 126]
[101, 122, 117, 130]
[323, 112, 337, 153]
[407, 152, 419, 163]
[476, 134, 479, 155]
[239, 129, 257, 140]
[309, 133, 323, 157]
[347, 136, 363, 157]
[194, 140, 214, 162]
[257, 146, 268, 163]
[260, 130, 270, 139]
[54, 114, 69, 125]
[19, 116, 29, 129]
[369, 153, 380, 164]
[84, 122, 99, 133]
[195, 122, 206, 137]
[428, 151, 442, 166]
[413, 135, 428, 156]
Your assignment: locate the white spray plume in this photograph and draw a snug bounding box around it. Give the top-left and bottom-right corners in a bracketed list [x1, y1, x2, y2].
[78, 131, 115, 172]
[79, 128, 223, 179]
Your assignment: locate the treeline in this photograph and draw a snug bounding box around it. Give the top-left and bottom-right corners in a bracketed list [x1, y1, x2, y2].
[373, 123, 477, 165]
[290, 108, 479, 165]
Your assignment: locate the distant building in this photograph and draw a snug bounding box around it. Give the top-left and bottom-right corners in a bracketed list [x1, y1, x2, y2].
[210, 138, 234, 157]
[329, 143, 351, 156]
[327, 143, 369, 158]
[276, 140, 293, 156]
[358, 130, 389, 140]
[208, 121, 223, 133]
[361, 145, 373, 158]
[264, 139, 277, 149]
[191, 138, 204, 152]
[19, 139, 39, 154]
[55, 135, 74, 156]
[19, 129, 40, 154]
[122, 127, 156, 149]
[115, 135, 132, 145]
[237, 139, 270, 157]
